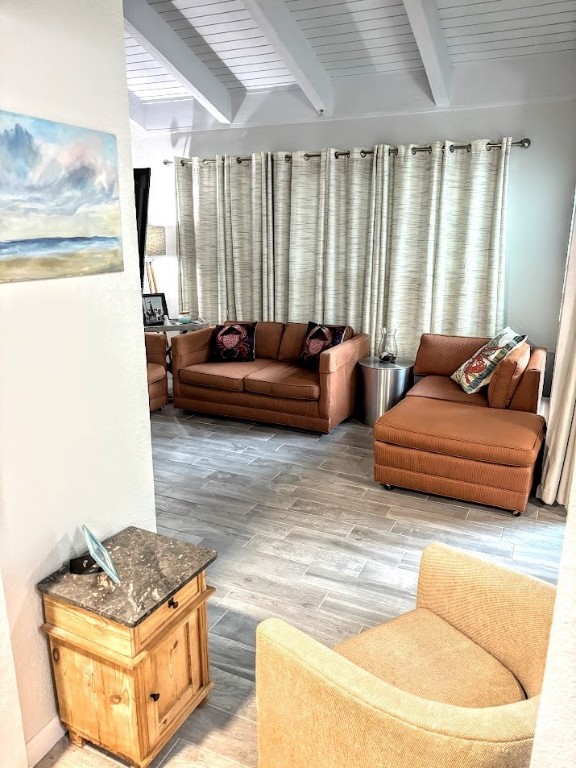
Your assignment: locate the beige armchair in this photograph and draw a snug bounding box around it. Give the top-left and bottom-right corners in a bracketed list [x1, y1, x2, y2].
[144, 332, 168, 411]
[256, 543, 556, 768]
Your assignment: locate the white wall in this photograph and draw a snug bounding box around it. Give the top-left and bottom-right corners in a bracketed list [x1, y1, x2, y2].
[0, 0, 157, 763]
[133, 98, 576, 354]
[0, 572, 27, 768]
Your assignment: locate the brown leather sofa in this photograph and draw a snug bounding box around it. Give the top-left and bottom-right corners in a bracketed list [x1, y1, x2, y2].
[374, 334, 546, 515]
[172, 322, 370, 432]
[145, 332, 168, 411]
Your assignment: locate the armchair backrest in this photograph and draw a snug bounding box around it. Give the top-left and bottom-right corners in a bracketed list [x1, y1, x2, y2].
[144, 332, 168, 368]
[417, 543, 556, 698]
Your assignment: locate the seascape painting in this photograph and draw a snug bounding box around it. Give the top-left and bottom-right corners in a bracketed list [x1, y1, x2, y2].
[0, 110, 123, 283]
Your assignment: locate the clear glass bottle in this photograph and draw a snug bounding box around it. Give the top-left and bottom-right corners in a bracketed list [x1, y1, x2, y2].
[378, 327, 398, 363]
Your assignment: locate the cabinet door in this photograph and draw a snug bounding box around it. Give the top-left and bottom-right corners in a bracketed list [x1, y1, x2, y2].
[49, 639, 141, 764]
[142, 608, 205, 750]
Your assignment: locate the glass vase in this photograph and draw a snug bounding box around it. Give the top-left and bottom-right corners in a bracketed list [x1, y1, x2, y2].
[378, 327, 398, 363]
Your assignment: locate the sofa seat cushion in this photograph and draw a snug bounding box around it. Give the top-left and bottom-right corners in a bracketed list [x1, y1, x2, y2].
[407, 376, 488, 407]
[374, 397, 545, 468]
[245, 363, 320, 400]
[179, 359, 275, 392]
[335, 607, 525, 708]
[147, 363, 166, 385]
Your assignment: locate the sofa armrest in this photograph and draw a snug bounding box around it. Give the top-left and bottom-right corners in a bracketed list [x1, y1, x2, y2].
[319, 333, 370, 373]
[171, 327, 214, 369]
[144, 332, 168, 368]
[508, 347, 546, 414]
[256, 617, 536, 768]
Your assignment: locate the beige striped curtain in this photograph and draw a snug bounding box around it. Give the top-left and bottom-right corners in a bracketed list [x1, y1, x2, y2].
[540, 201, 576, 506]
[175, 139, 511, 357]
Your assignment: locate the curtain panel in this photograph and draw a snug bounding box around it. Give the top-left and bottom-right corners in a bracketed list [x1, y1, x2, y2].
[540, 203, 576, 506]
[175, 139, 511, 357]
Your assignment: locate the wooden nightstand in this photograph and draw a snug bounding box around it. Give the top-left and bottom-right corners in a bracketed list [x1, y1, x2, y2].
[37, 527, 217, 768]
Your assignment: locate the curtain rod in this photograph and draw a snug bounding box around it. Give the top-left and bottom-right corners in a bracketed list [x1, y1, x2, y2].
[164, 138, 531, 166]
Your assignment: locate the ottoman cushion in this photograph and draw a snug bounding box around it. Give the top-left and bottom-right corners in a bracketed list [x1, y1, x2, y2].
[374, 397, 545, 468]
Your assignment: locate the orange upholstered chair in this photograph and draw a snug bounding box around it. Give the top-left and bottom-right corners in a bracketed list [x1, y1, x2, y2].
[145, 332, 168, 411]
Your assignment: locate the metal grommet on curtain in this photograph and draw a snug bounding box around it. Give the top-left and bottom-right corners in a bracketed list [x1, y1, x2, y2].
[304, 153, 310, 161]
[236, 156, 242, 164]
[411, 146, 416, 155]
[284, 154, 291, 162]
[180, 159, 188, 166]
[449, 145, 455, 153]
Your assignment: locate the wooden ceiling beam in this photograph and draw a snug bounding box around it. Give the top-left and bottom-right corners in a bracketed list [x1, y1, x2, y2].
[402, 0, 452, 106]
[241, 0, 333, 115]
[123, 0, 233, 123]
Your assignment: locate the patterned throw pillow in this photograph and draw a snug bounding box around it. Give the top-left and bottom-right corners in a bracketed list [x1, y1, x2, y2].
[298, 322, 349, 370]
[211, 322, 256, 362]
[451, 327, 527, 394]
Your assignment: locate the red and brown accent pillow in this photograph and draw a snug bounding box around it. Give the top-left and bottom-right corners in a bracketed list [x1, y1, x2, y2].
[211, 322, 256, 362]
[298, 322, 349, 370]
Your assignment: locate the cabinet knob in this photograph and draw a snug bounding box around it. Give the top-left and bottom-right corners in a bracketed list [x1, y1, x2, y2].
[150, 693, 160, 702]
[168, 598, 179, 609]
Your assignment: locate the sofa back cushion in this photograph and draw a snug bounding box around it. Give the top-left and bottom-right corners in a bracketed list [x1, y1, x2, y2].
[278, 323, 310, 361]
[278, 322, 354, 362]
[255, 322, 285, 359]
[488, 342, 531, 409]
[414, 334, 490, 377]
[223, 321, 285, 359]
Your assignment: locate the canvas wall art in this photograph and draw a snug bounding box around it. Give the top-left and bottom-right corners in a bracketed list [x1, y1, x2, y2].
[0, 109, 123, 283]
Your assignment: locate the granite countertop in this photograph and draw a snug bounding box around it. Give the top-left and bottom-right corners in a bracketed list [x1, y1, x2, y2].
[37, 526, 217, 628]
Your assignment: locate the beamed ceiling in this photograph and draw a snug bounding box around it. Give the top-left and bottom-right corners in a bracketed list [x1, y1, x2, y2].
[123, 0, 576, 131]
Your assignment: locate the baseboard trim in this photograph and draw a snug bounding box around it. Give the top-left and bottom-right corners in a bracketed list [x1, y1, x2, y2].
[26, 716, 65, 767]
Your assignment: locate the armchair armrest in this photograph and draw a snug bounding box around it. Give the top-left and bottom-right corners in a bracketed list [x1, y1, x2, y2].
[417, 543, 555, 698]
[508, 347, 546, 414]
[256, 617, 536, 768]
[319, 333, 370, 374]
[171, 327, 214, 369]
[144, 332, 168, 368]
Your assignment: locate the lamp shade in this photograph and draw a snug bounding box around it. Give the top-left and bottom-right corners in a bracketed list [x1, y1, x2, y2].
[146, 225, 166, 256]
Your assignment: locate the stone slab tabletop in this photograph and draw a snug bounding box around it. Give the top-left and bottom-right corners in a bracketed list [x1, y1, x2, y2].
[37, 526, 217, 628]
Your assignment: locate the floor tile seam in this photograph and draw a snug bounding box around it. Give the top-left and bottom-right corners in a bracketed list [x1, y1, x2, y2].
[185, 700, 258, 727]
[384, 506, 505, 539]
[243, 539, 364, 574]
[383, 528, 516, 555]
[171, 735, 250, 767]
[208, 611, 229, 631]
[289, 491, 392, 515]
[209, 632, 260, 654]
[153, 738, 179, 768]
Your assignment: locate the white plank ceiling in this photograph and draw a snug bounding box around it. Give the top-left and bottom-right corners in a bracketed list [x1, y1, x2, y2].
[125, 32, 192, 101]
[286, 0, 423, 77]
[437, 0, 576, 63]
[124, 0, 576, 104]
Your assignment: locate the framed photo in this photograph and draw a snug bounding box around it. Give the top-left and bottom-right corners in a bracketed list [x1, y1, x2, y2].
[143, 292, 168, 326]
[81, 525, 121, 585]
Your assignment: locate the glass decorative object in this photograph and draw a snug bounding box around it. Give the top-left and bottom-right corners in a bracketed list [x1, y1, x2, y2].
[378, 327, 398, 363]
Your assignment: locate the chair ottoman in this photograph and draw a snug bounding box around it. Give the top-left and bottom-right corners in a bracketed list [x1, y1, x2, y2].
[373, 397, 546, 514]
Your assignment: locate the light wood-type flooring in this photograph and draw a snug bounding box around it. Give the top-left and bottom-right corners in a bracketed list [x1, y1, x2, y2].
[37, 405, 566, 768]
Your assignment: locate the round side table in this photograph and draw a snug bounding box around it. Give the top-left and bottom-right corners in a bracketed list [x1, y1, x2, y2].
[358, 357, 414, 426]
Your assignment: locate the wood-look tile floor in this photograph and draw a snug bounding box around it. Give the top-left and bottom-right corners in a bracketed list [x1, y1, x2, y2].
[37, 406, 566, 768]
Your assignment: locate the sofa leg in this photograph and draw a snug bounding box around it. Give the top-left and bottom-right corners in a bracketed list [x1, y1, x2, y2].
[382, 484, 394, 491]
[511, 509, 522, 517]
